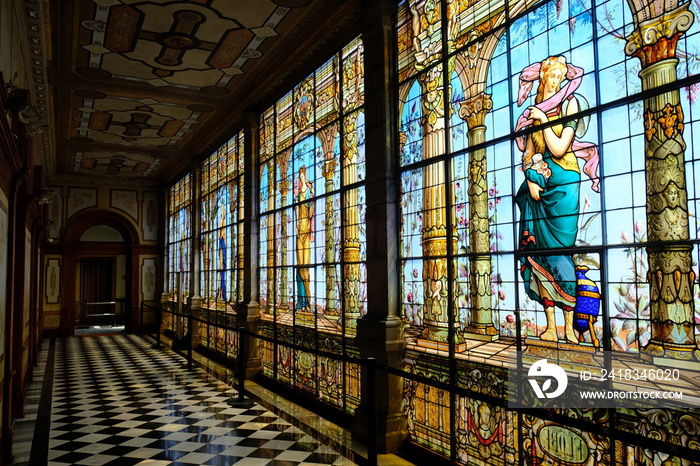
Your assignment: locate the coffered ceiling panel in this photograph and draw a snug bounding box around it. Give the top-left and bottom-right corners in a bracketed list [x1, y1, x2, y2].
[71, 92, 209, 147]
[76, 0, 285, 91]
[72, 150, 161, 177]
[46, 0, 363, 186]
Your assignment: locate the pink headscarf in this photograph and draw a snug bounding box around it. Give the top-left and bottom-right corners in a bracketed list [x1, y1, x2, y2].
[515, 60, 600, 193]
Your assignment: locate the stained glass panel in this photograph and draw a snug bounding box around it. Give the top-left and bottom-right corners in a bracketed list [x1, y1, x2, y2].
[200, 132, 244, 317]
[166, 174, 192, 338]
[316, 57, 339, 126]
[167, 175, 192, 306]
[399, 0, 700, 463]
[294, 75, 315, 135]
[397, 0, 444, 82]
[399, 80, 424, 166]
[522, 416, 612, 466]
[403, 352, 451, 456]
[256, 36, 366, 414]
[342, 38, 364, 114]
[454, 398, 517, 465]
[260, 108, 275, 164]
[276, 91, 293, 153]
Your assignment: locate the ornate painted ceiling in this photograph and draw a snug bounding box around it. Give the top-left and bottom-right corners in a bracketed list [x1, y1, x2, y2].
[34, 0, 363, 186]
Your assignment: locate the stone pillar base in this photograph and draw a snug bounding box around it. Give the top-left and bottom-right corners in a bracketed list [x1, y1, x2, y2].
[188, 295, 203, 348]
[353, 316, 408, 454]
[419, 320, 466, 350]
[351, 410, 408, 454]
[237, 301, 262, 378]
[642, 342, 700, 369]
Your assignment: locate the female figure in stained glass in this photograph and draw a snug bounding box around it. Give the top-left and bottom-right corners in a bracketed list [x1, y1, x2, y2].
[514, 56, 599, 343]
[217, 228, 227, 302]
[216, 187, 228, 302]
[295, 166, 314, 311]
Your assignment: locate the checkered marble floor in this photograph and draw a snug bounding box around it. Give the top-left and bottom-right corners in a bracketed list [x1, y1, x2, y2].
[48, 334, 356, 466]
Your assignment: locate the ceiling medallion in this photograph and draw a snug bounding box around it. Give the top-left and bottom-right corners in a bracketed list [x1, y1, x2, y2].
[158, 34, 198, 51]
[81, 19, 106, 33]
[241, 49, 262, 59]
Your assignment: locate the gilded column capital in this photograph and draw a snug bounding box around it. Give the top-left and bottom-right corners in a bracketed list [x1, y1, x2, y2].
[278, 149, 291, 197]
[343, 112, 359, 163]
[625, 2, 694, 67]
[322, 159, 338, 180]
[318, 123, 339, 180]
[419, 63, 445, 130]
[458, 93, 492, 130]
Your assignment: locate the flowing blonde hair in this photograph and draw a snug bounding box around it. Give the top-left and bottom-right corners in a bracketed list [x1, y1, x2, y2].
[531, 56, 568, 154]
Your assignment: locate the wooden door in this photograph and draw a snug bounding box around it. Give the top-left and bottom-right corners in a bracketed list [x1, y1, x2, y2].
[79, 259, 113, 324]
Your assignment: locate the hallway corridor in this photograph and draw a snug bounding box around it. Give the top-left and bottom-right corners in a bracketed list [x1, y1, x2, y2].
[21, 335, 356, 465]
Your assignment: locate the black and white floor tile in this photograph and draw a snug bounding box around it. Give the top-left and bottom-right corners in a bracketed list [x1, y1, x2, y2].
[45, 334, 356, 466]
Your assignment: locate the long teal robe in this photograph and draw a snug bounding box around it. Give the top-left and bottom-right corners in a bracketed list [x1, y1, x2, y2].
[515, 127, 579, 310]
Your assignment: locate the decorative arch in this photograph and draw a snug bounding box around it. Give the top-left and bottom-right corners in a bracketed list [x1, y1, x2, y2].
[63, 209, 140, 246]
[454, 30, 504, 100]
[60, 209, 142, 336]
[294, 126, 316, 144]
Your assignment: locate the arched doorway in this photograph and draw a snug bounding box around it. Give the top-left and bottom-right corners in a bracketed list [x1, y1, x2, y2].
[61, 210, 140, 335]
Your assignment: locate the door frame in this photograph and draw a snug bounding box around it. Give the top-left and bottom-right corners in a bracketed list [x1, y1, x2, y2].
[61, 210, 139, 336]
[78, 257, 117, 326]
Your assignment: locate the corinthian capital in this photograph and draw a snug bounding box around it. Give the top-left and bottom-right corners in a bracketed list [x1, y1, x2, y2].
[625, 2, 694, 67]
[458, 92, 492, 130]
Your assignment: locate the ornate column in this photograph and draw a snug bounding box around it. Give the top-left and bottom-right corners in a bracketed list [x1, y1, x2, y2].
[416, 57, 464, 351]
[264, 152, 276, 317]
[625, 1, 700, 360]
[278, 150, 291, 310]
[319, 124, 339, 319]
[343, 113, 362, 333]
[460, 92, 498, 341]
[188, 166, 203, 349]
[237, 113, 262, 377]
[353, 0, 408, 453]
[417, 161, 462, 349]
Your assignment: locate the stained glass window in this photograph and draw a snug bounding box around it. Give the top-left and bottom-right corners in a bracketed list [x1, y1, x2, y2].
[258, 36, 366, 413]
[398, 0, 700, 463]
[156, 0, 700, 463]
[199, 132, 245, 357]
[166, 174, 192, 335]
